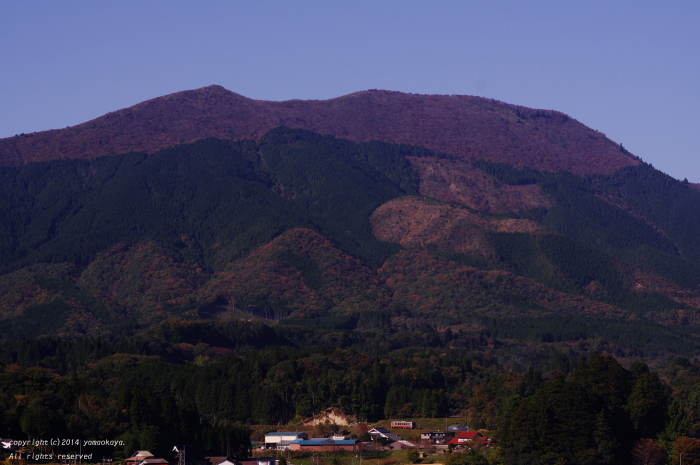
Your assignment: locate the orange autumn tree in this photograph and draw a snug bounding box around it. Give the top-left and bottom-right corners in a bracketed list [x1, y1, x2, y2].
[631, 439, 666, 465]
[672, 437, 700, 465]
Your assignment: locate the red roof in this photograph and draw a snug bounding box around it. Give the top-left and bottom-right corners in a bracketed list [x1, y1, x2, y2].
[448, 432, 484, 445]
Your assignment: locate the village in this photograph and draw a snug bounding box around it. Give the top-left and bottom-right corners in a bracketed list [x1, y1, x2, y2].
[138, 421, 489, 465]
[1, 410, 493, 465]
[257, 422, 491, 455]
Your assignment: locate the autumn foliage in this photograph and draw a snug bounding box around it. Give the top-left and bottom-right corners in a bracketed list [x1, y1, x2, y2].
[0, 86, 638, 175]
[673, 437, 700, 465]
[631, 439, 666, 465]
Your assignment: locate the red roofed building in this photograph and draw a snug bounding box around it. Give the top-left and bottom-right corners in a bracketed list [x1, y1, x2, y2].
[448, 431, 483, 446]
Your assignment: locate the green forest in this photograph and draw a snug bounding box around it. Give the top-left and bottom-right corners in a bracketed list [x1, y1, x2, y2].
[3, 320, 700, 465]
[0, 128, 425, 274]
[475, 160, 700, 289]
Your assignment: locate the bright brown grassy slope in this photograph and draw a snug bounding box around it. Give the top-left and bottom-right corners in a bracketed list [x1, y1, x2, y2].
[0, 86, 639, 175]
[409, 157, 552, 214]
[370, 196, 547, 256]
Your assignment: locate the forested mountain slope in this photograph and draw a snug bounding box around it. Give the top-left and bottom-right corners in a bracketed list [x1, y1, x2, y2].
[0, 127, 699, 362]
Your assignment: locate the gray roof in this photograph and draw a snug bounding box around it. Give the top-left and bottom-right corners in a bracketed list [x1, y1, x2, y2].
[371, 428, 391, 433]
[368, 429, 401, 442]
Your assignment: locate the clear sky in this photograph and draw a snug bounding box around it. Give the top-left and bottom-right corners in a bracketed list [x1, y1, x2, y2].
[1, 1, 699, 181]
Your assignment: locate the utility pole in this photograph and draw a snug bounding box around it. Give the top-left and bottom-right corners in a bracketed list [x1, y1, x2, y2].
[174, 445, 186, 465]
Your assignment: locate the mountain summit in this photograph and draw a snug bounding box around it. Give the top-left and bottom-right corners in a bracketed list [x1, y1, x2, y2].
[0, 85, 639, 174]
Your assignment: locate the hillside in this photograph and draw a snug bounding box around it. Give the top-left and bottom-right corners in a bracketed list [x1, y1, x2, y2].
[370, 196, 548, 255]
[0, 126, 699, 361]
[203, 228, 391, 319]
[0, 86, 639, 175]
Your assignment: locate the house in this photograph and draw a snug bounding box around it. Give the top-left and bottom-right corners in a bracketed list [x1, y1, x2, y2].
[140, 459, 169, 465]
[448, 432, 492, 448]
[387, 440, 419, 450]
[367, 428, 402, 443]
[127, 452, 155, 464]
[205, 457, 227, 465]
[448, 431, 482, 445]
[420, 431, 455, 444]
[126, 452, 169, 465]
[263, 432, 308, 449]
[289, 438, 357, 452]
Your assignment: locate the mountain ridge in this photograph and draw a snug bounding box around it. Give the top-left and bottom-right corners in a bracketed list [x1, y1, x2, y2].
[0, 85, 640, 175]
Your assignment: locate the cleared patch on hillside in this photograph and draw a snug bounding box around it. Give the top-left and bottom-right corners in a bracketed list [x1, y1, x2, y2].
[409, 157, 551, 214]
[370, 196, 547, 255]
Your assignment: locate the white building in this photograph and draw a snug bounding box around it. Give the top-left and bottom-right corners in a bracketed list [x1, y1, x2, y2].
[263, 432, 308, 449]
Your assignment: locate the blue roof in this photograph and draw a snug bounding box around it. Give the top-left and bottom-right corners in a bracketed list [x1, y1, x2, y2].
[291, 439, 356, 446]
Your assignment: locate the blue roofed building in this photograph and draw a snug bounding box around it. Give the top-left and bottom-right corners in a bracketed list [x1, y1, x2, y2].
[289, 438, 357, 452]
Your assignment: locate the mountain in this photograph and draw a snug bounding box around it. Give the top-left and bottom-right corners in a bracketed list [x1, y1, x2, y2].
[1, 87, 699, 364]
[0, 86, 639, 175]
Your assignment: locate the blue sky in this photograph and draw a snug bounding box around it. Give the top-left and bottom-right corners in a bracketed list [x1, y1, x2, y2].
[1, 1, 699, 181]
